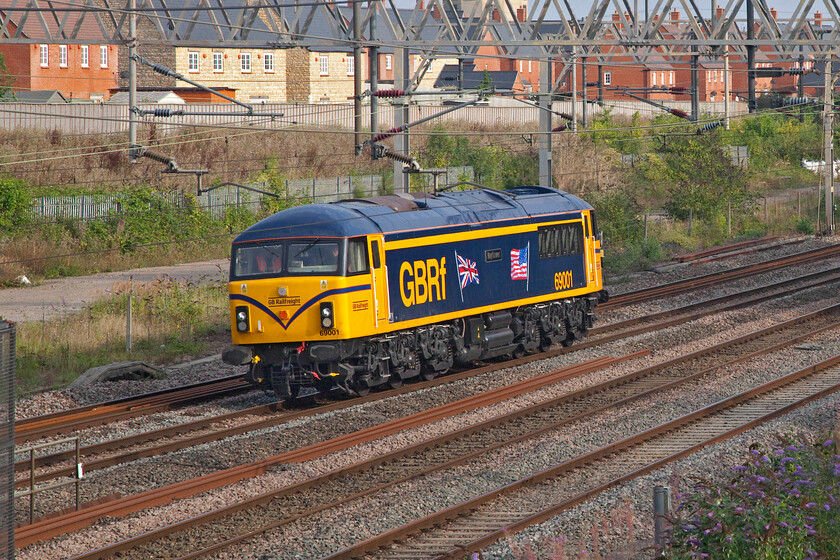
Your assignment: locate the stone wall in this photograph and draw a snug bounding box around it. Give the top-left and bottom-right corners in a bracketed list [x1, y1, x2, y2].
[308, 52, 355, 103]
[285, 48, 310, 103]
[173, 47, 288, 102]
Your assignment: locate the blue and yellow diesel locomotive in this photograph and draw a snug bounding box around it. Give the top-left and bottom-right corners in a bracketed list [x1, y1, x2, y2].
[224, 186, 608, 400]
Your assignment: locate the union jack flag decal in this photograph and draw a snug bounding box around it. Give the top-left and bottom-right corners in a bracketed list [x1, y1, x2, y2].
[456, 253, 480, 289]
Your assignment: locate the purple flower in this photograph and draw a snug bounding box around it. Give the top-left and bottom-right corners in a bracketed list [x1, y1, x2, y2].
[733, 465, 748, 471]
[825, 440, 835, 446]
[786, 446, 799, 451]
[824, 504, 831, 511]
[781, 457, 795, 463]
[805, 503, 817, 508]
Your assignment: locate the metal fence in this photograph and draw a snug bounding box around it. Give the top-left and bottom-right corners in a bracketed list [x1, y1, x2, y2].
[29, 167, 471, 221]
[0, 321, 14, 560]
[0, 101, 750, 135]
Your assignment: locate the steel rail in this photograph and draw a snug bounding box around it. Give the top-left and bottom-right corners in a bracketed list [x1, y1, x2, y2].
[20, 264, 840, 494]
[14, 375, 250, 444]
[322, 355, 840, 560]
[17, 243, 838, 447]
[15, 355, 631, 547]
[53, 304, 840, 559]
[603, 243, 840, 309]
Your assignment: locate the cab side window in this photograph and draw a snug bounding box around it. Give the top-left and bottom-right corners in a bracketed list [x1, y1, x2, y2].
[347, 238, 369, 274]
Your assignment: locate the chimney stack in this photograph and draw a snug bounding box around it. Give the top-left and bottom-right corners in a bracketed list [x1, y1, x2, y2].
[670, 9, 680, 22]
[516, 7, 525, 22]
[432, 3, 440, 19]
[814, 10, 823, 27]
[492, 8, 501, 21]
[770, 7, 777, 20]
[419, 0, 424, 9]
[716, 5, 723, 20]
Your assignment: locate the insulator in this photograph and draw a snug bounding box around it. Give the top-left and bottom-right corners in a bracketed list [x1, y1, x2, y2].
[150, 62, 178, 78]
[371, 126, 406, 143]
[669, 108, 689, 119]
[382, 149, 413, 165]
[372, 89, 405, 98]
[784, 97, 812, 106]
[786, 67, 806, 75]
[696, 121, 722, 134]
[149, 108, 185, 117]
[141, 150, 177, 169]
[557, 112, 573, 121]
[551, 124, 567, 132]
[669, 86, 687, 94]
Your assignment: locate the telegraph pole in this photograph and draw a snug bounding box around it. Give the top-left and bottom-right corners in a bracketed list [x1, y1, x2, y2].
[369, 0, 378, 146]
[571, 48, 578, 131]
[746, 0, 756, 113]
[353, 0, 363, 155]
[824, 56, 835, 233]
[393, 48, 411, 193]
[539, 57, 552, 188]
[128, 0, 139, 162]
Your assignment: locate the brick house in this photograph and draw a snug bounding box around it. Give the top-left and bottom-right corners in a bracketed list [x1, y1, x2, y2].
[0, 0, 117, 100]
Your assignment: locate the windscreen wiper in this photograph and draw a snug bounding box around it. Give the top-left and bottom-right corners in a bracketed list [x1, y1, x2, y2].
[294, 238, 321, 258]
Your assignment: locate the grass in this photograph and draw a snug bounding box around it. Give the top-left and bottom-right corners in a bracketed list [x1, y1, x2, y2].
[15, 274, 230, 393]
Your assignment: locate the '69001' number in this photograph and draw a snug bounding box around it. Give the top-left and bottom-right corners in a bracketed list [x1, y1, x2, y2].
[554, 270, 573, 291]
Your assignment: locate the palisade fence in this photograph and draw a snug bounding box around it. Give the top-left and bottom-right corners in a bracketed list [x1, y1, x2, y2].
[0, 321, 13, 560]
[0, 101, 749, 136]
[30, 166, 473, 221]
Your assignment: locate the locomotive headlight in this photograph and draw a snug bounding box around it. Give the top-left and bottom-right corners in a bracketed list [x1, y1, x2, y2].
[319, 302, 334, 329]
[235, 305, 250, 332]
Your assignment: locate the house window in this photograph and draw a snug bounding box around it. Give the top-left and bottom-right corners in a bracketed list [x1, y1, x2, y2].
[651, 71, 656, 86]
[188, 51, 199, 72]
[528, 60, 532, 72]
[39, 45, 48, 67]
[519, 60, 522, 72]
[59, 45, 68, 67]
[100, 45, 108, 68]
[347, 55, 354, 76]
[213, 52, 223, 72]
[264, 52, 274, 73]
[81, 45, 89, 68]
[385, 54, 391, 70]
[603, 71, 611, 85]
[241, 52, 251, 73]
[319, 54, 329, 75]
[669, 71, 674, 84]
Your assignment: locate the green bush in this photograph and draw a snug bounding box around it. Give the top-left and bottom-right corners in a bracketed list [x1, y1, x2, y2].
[0, 177, 32, 234]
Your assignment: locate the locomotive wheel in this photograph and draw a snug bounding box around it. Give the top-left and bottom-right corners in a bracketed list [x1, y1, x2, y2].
[387, 375, 404, 389]
[420, 364, 438, 381]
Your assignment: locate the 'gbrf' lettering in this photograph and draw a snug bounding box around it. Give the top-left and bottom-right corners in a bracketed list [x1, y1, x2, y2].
[400, 257, 447, 307]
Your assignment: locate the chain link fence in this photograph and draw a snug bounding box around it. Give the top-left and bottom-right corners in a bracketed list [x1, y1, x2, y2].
[0, 321, 14, 559]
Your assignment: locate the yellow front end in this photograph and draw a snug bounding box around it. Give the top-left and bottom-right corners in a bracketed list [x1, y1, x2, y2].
[229, 274, 377, 347]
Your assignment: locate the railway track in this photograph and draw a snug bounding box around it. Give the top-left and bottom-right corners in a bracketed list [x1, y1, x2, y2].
[17, 263, 840, 505]
[20, 260, 840, 493]
[34, 303, 840, 558]
[14, 375, 250, 445]
[18, 243, 840, 449]
[325, 354, 840, 560]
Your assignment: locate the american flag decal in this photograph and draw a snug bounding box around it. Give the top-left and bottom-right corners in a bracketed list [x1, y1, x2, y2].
[457, 254, 479, 289]
[510, 246, 529, 281]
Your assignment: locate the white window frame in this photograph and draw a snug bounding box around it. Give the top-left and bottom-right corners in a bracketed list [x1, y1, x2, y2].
[651, 71, 656, 86]
[241, 52, 251, 73]
[59, 45, 68, 68]
[213, 52, 224, 73]
[100, 45, 108, 68]
[347, 55, 354, 76]
[603, 71, 611, 85]
[81, 45, 89, 68]
[319, 54, 329, 76]
[264, 52, 274, 73]
[39, 45, 48, 67]
[528, 60, 532, 72]
[519, 60, 522, 72]
[385, 54, 391, 70]
[188, 51, 199, 73]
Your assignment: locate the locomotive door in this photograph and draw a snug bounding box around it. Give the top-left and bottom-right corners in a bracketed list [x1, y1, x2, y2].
[584, 213, 596, 284]
[368, 235, 389, 326]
